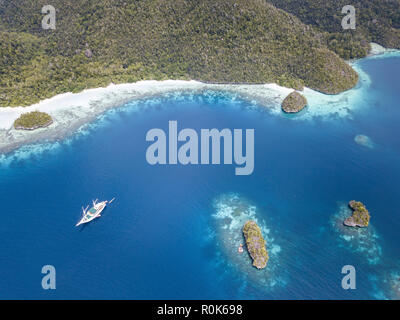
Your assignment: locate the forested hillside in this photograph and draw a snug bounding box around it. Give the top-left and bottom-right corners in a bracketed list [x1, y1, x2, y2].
[0, 0, 367, 106]
[269, 0, 400, 57]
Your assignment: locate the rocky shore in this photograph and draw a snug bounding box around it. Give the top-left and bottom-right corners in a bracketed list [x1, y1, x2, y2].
[354, 134, 374, 149]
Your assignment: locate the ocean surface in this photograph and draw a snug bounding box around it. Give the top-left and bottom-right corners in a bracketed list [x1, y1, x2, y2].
[0, 52, 399, 299]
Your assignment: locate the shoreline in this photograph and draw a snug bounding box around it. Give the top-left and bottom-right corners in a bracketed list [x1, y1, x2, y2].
[0, 80, 293, 155]
[1, 47, 399, 156]
[368, 42, 400, 57]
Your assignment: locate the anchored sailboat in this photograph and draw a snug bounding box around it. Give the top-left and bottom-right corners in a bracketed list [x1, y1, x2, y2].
[76, 198, 115, 226]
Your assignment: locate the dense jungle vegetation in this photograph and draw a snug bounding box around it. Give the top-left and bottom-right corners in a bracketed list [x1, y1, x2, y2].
[2, 0, 395, 106]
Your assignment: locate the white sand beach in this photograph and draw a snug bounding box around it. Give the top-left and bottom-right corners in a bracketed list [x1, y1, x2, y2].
[2, 44, 396, 155]
[0, 80, 293, 154]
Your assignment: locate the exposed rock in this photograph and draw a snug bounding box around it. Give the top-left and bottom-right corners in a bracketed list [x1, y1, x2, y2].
[243, 220, 269, 269]
[344, 200, 370, 228]
[281, 91, 307, 113]
[84, 48, 93, 58]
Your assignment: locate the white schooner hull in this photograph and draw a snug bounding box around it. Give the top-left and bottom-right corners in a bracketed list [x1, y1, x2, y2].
[76, 200, 109, 226]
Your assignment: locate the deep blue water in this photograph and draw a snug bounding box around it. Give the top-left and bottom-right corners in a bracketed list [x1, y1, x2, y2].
[0, 54, 399, 299]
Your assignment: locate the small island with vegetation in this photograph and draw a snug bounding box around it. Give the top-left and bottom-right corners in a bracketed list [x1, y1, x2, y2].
[243, 220, 269, 269]
[344, 200, 370, 228]
[14, 111, 53, 130]
[282, 91, 308, 113]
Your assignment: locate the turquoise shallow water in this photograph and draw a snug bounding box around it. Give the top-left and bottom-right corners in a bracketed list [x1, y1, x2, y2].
[0, 53, 399, 299]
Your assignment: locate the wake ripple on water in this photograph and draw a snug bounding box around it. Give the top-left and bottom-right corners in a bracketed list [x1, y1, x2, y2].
[208, 193, 286, 295]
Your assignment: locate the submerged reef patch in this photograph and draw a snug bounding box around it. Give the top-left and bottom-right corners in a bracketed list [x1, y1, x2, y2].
[370, 269, 400, 300]
[375, 270, 400, 300]
[384, 271, 400, 300]
[354, 134, 375, 149]
[210, 193, 285, 292]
